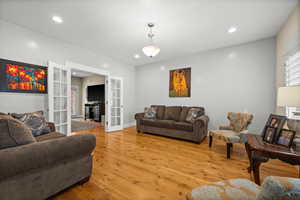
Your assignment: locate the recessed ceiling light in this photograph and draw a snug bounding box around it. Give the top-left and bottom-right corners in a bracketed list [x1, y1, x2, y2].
[102, 63, 109, 68]
[27, 41, 38, 49]
[134, 54, 140, 59]
[52, 16, 63, 24]
[228, 26, 237, 34]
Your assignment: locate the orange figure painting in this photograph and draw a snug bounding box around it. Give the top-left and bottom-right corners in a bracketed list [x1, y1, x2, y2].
[169, 68, 191, 97]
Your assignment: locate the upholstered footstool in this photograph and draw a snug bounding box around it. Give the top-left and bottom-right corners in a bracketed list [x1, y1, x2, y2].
[187, 176, 300, 200]
[209, 130, 243, 159]
[187, 178, 260, 200]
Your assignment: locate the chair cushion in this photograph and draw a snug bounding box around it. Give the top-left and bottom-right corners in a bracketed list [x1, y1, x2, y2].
[0, 114, 36, 150]
[144, 107, 157, 119]
[257, 176, 300, 200]
[188, 178, 260, 200]
[35, 132, 65, 142]
[10, 111, 51, 136]
[164, 106, 182, 121]
[173, 122, 193, 132]
[209, 130, 241, 143]
[151, 105, 165, 120]
[140, 119, 175, 129]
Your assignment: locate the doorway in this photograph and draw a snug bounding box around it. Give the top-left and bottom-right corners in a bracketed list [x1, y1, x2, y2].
[48, 61, 124, 134]
[71, 69, 106, 131]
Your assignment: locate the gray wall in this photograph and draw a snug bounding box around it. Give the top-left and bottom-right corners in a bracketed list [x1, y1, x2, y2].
[0, 20, 136, 125]
[135, 38, 276, 133]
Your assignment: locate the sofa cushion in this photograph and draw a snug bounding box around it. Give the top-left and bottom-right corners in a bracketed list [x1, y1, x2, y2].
[151, 105, 165, 120]
[186, 108, 203, 123]
[144, 107, 157, 119]
[140, 119, 175, 129]
[0, 114, 36, 150]
[173, 122, 193, 132]
[35, 132, 65, 142]
[179, 107, 190, 122]
[164, 106, 182, 121]
[10, 111, 51, 136]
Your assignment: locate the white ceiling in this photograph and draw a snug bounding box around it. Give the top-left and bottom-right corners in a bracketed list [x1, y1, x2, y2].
[0, 0, 298, 66]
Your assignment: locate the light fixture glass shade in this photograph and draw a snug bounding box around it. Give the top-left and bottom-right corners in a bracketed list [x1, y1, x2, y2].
[142, 45, 160, 57]
[277, 86, 300, 107]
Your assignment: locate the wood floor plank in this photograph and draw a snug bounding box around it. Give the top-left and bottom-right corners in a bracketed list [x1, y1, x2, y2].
[54, 127, 298, 200]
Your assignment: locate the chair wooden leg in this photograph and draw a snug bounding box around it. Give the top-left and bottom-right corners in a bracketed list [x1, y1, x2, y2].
[227, 143, 231, 159]
[209, 135, 213, 148]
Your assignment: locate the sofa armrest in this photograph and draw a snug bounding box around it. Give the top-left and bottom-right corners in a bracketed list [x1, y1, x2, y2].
[47, 122, 56, 132]
[257, 176, 300, 200]
[193, 115, 209, 127]
[0, 133, 96, 181]
[135, 112, 145, 120]
[192, 115, 209, 143]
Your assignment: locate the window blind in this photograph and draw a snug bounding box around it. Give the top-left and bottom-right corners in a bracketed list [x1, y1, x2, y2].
[285, 50, 300, 119]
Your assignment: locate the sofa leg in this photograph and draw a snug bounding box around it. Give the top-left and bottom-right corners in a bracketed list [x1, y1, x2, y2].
[226, 143, 232, 159]
[209, 135, 213, 148]
[78, 176, 90, 185]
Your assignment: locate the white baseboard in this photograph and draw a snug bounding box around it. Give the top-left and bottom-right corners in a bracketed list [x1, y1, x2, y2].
[124, 121, 136, 128]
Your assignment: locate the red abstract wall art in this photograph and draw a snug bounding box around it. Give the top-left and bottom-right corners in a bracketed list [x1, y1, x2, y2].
[0, 59, 47, 94]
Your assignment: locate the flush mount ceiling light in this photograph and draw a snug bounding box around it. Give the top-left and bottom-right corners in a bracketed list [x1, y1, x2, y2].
[142, 23, 160, 58]
[228, 26, 237, 34]
[134, 54, 140, 59]
[52, 15, 63, 24]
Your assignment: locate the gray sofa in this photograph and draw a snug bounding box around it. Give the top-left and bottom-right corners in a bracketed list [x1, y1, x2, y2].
[135, 105, 209, 143]
[0, 115, 96, 200]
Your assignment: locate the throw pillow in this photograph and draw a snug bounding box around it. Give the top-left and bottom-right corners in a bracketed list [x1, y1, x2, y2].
[10, 111, 51, 136]
[186, 108, 201, 123]
[0, 114, 36, 149]
[144, 107, 157, 119]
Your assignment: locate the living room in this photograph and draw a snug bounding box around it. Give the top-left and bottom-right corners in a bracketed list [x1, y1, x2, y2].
[0, 0, 300, 200]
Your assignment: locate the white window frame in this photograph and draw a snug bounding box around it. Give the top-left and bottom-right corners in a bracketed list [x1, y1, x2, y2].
[285, 50, 300, 119]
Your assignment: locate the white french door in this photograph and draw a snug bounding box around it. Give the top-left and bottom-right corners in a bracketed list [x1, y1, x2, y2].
[105, 77, 123, 132]
[48, 61, 71, 135]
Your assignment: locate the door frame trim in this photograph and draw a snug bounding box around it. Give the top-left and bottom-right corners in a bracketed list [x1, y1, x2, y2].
[65, 61, 111, 132]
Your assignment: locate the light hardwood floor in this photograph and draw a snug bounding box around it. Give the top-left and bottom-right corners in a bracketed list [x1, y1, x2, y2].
[54, 127, 298, 200]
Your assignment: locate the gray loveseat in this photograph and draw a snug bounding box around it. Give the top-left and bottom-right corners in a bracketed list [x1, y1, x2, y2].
[135, 105, 209, 143]
[0, 114, 96, 200]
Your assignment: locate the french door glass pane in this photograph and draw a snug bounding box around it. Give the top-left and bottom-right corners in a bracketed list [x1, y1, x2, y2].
[54, 83, 60, 96]
[61, 84, 67, 96]
[111, 117, 120, 126]
[54, 111, 60, 124]
[61, 97, 67, 110]
[112, 99, 120, 107]
[61, 71, 67, 83]
[54, 97, 60, 111]
[61, 111, 67, 123]
[54, 68, 60, 81]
